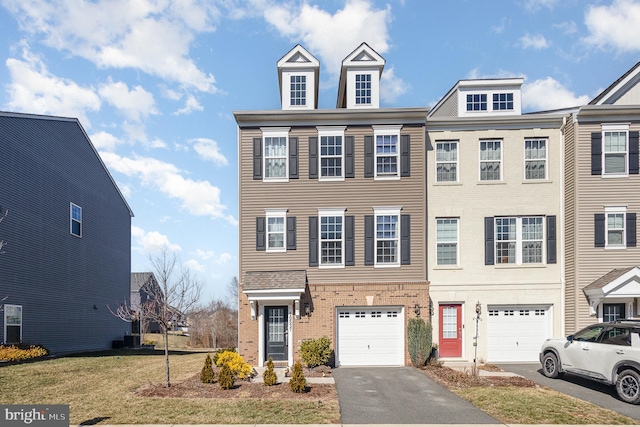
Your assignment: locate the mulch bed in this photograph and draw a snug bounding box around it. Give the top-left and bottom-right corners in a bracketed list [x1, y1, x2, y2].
[135, 372, 337, 400]
[420, 364, 538, 388]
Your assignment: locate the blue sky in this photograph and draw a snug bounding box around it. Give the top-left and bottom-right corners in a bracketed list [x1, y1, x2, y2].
[1, 0, 639, 302]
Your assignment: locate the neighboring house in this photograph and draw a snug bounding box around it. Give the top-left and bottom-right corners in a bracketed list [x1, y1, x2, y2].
[0, 112, 133, 354]
[563, 62, 640, 333]
[235, 44, 430, 367]
[130, 272, 188, 335]
[426, 79, 566, 363]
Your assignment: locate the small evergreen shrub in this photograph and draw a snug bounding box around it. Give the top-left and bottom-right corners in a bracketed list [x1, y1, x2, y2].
[407, 318, 432, 367]
[0, 344, 49, 362]
[218, 363, 234, 390]
[212, 347, 236, 364]
[289, 361, 307, 393]
[200, 353, 216, 384]
[299, 336, 332, 368]
[214, 350, 253, 379]
[263, 357, 278, 386]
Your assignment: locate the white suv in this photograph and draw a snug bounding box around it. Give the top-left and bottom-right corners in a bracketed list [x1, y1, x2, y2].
[540, 321, 640, 404]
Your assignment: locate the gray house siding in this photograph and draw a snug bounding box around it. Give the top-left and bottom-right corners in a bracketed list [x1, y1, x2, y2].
[0, 113, 132, 354]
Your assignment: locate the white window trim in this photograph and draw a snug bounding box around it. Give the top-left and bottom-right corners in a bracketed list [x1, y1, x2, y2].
[479, 140, 502, 182]
[265, 209, 287, 253]
[4, 304, 22, 343]
[492, 92, 515, 111]
[373, 206, 402, 268]
[524, 138, 548, 181]
[70, 202, 82, 237]
[602, 124, 630, 177]
[435, 140, 459, 183]
[318, 208, 346, 268]
[605, 206, 627, 249]
[436, 217, 459, 266]
[281, 71, 314, 111]
[317, 126, 346, 181]
[494, 216, 545, 265]
[261, 127, 290, 182]
[373, 125, 402, 180]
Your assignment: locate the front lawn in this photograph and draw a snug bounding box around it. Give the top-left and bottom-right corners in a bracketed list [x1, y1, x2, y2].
[0, 349, 340, 425]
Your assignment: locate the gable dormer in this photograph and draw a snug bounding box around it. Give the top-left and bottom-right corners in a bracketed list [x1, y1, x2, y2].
[590, 62, 640, 106]
[337, 42, 385, 109]
[429, 78, 524, 118]
[277, 45, 320, 110]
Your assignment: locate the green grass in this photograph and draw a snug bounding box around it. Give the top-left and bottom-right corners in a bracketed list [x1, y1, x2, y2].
[0, 349, 339, 425]
[454, 386, 638, 425]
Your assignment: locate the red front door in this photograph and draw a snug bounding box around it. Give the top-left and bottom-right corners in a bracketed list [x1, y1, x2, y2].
[439, 304, 462, 357]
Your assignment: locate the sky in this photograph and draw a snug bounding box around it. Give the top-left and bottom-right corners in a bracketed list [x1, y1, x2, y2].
[1, 0, 640, 302]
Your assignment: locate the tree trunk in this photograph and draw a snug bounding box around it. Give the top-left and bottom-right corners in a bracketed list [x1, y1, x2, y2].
[163, 328, 171, 387]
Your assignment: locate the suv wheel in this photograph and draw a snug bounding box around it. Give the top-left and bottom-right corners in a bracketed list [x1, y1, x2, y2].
[616, 369, 640, 404]
[542, 352, 561, 378]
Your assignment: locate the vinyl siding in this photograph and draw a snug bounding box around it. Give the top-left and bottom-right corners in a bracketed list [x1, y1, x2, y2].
[563, 117, 577, 332]
[0, 115, 131, 354]
[431, 95, 458, 118]
[239, 124, 426, 283]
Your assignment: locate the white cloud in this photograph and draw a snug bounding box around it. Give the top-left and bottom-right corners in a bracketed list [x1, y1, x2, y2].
[174, 94, 204, 115]
[131, 225, 181, 254]
[193, 249, 233, 265]
[184, 258, 205, 272]
[521, 0, 558, 12]
[262, 0, 392, 80]
[99, 151, 237, 225]
[553, 20, 577, 35]
[190, 138, 228, 166]
[121, 122, 167, 149]
[4, 46, 100, 126]
[491, 17, 509, 34]
[98, 79, 158, 122]
[519, 33, 550, 50]
[584, 0, 640, 53]
[3, 0, 220, 92]
[522, 77, 590, 111]
[380, 66, 409, 104]
[90, 130, 122, 151]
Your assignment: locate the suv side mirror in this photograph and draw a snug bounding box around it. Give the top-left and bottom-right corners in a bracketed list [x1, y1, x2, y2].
[566, 335, 574, 342]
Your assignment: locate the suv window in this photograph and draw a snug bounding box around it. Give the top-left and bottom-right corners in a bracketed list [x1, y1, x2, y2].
[573, 325, 605, 342]
[600, 327, 631, 346]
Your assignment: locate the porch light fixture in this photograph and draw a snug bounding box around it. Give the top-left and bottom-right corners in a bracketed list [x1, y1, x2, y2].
[304, 303, 310, 317]
[414, 303, 420, 317]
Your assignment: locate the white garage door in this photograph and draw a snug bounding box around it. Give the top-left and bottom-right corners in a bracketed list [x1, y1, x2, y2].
[336, 307, 404, 366]
[487, 305, 552, 362]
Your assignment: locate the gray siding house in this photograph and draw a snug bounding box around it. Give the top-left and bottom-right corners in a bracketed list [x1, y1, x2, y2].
[0, 112, 133, 355]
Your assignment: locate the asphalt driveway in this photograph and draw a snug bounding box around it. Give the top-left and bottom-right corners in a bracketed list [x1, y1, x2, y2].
[333, 366, 500, 424]
[498, 363, 640, 422]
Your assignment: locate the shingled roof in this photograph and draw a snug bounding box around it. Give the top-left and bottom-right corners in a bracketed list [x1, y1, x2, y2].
[243, 270, 307, 291]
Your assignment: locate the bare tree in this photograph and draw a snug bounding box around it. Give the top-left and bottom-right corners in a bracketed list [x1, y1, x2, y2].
[226, 276, 238, 308]
[112, 246, 202, 387]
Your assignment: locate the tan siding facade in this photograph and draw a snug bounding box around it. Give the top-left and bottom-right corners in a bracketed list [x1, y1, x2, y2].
[562, 117, 577, 332]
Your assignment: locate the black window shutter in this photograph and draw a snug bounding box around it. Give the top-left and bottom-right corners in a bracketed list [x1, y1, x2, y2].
[289, 137, 299, 179]
[256, 217, 266, 251]
[484, 217, 494, 265]
[345, 136, 355, 178]
[546, 215, 557, 264]
[253, 138, 262, 180]
[629, 131, 639, 175]
[591, 132, 602, 175]
[400, 135, 410, 177]
[401, 214, 411, 265]
[364, 215, 374, 265]
[627, 212, 637, 247]
[309, 216, 318, 266]
[594, 213, 605, 247]
[309, 137, 318, 179]
[364, 135, 374, 178]
[287, 216, 297, 250]
[345, 215, 355, 266]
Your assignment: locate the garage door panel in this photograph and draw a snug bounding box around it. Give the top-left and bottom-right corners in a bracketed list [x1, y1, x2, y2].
[337, 307, 404, 366]
[487, 305, 551, 362]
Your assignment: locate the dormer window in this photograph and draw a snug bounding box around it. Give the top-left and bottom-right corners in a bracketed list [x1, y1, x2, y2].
[493, 93, 514, 111]
[466, 94, 487, 111]
[355, 74, 372, 105]
[290, 75, 306, 106]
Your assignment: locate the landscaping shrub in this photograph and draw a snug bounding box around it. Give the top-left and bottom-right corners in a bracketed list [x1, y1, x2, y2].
[289, 361, 307, 393]
[299, 336, 332, 368]
[200, 353, 216, 384]
[214, 350, 252, 379]
[0, 344, 49, 362]
[212, 347, 236, 364]
[218, 364, 234, 390]
[263, 357, 277, 386]
[407, 318, 432, 367]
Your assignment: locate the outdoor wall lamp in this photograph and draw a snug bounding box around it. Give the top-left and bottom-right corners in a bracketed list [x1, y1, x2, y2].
[304, 303, 310, 317]
[414, 303, 421, 317]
